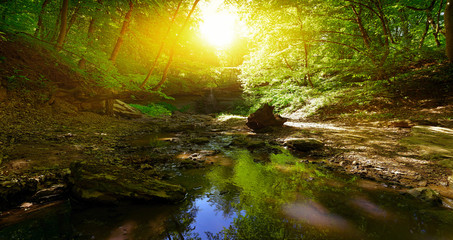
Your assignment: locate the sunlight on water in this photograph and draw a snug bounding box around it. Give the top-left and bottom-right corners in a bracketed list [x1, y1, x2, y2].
[283, 200, 353, 232]
[284, 121, 346, 131]
[349, 197, 389, 219]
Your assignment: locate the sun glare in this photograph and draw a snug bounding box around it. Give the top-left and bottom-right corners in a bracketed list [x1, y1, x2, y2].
[199, 2, 237, 48]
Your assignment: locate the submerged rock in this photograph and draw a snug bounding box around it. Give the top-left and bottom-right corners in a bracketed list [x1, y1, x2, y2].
[246, 104, 287, 131]
[284, 138, 324, 152]
[68, 161, 186, 204]
[406, 187, 442, 206]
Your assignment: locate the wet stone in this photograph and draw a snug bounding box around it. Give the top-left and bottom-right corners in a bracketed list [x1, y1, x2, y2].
[0, 178, 38, 210]
[31, 184, 66, 203]
[284, 138, 324, 152]
[406, 187, 442, 206]
[68, 161, 186, 204]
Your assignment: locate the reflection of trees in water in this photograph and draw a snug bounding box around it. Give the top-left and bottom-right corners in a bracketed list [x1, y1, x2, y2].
[202, 150, 354, 239]
[161, 201, 200, 240]
[206, 165, 241, 219]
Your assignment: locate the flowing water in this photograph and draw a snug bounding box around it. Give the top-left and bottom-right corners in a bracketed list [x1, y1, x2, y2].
[1, 149, 453, 240]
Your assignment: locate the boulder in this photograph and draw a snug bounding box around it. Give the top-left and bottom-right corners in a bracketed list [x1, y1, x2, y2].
[284, 138, 324, 152]
[246, 104, 287, 131]
[114, 99, 143, 119]
[68, 161, 186, 204]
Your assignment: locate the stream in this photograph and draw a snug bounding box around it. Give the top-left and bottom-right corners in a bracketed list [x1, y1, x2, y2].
[1, 132, 453, 239]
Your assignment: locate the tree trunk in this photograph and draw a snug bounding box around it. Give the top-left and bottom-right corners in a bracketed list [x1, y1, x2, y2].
[63, 5, 81, 44]
[446, 0, 453, 61]
[55, 0, 69, 50]
[151, 0, 201, 91]
[34, 0, 51, 38]
[78, 0, 102, 69]
[105, 99, 114, 116]
[419, 19, 430, 48]
[303, 43, 313, 88]
[140, 0, 184, 89]
[351, 5, 371, 48]
[109, 0, 133, 63]
[78, 18, 96, 69]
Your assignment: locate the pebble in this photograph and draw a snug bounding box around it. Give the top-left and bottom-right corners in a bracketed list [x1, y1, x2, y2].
[20, 202, 33, 208]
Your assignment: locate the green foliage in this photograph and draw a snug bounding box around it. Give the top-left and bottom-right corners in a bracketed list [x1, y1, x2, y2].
[0, 0, 450, 116]
[130, 102, 189, 117]
[156, 102, 190, 113]
[129, 103, 172, 117]
[237, 0, 449, 115]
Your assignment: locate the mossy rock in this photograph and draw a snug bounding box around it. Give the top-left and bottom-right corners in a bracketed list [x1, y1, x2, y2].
[68, 161, 186, 204]
[230, 135, 266, 149]
[189, 137, 210, 144]
[406, 187, 442, 206]
[284, 138, 324, 152]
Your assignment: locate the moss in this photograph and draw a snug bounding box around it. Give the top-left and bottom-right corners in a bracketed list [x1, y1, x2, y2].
[69, 161, 186, 204]
[189, 137, 210, 144]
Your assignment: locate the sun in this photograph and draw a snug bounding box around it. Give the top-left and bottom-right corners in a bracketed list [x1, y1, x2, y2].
[199, 4, 236, 48]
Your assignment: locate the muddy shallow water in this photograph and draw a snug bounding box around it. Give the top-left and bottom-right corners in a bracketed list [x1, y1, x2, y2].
[1, 148, 453, 240]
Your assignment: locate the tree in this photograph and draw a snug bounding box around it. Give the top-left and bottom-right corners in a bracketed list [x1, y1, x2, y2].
[139, 0, 184, 89]
[109, 0, 134, 63]
[55, 0, 69, 50]
[34, 0, 51, 38]
[151, 0, 201, 91]
[446, 0, 453, 61]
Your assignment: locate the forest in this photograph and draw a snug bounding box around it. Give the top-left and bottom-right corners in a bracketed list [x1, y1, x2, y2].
[0, 0, 452, 239]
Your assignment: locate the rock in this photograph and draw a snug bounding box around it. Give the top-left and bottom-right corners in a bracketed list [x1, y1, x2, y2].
[188, 153, 206, 162]
[114, 100, 143, 119]
[284, 138, 324, 152]
[389, 120, 413, 128]
[406, 187, 442, 206]
[20, 202, 33, 208]
[189, 137, 210, 144]
[417, 180, 428, 187]
[68, 161, 186, 204]
[229, 135, 266, 149]
[0, 178, 38, 210]
[441, 197, 453, 209]
[31, 184, 66, 203]
[246, 104, 287, 131]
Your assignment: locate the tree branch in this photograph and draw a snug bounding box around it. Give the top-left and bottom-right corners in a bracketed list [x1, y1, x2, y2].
[344, 0, 378, 16]
[319, 30, 363, 37]
[406, 0, 436, 11]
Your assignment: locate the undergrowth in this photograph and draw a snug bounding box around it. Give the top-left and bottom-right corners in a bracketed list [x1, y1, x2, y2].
[130, 102, 189, 117]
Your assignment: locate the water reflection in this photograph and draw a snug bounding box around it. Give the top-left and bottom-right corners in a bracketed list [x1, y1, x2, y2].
[283, 201, 353, 231]
[2, 150, 453, 240]
[349, 197, 389, 219]
[191, 196, 239, 236]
